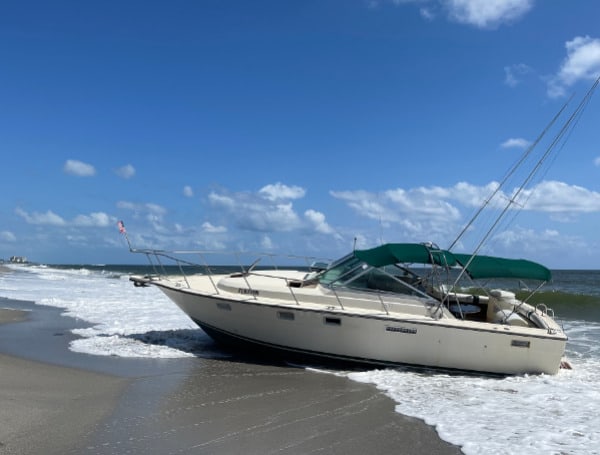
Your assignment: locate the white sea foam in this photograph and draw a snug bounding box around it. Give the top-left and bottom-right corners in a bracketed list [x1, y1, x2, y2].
[0, 264, 209, 358]
[1, 264, 599, 454]
[346, 359, 600, 454]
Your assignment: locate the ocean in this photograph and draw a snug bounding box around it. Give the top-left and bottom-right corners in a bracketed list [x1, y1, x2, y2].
[1, 264, 599, 454]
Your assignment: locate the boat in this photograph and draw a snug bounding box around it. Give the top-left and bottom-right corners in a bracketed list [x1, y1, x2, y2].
[128, 242, 567, 375]
[126, 78, 599, 375]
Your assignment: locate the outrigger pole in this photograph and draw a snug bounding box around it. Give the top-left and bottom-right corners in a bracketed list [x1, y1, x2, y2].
[446, 76, 599, 294]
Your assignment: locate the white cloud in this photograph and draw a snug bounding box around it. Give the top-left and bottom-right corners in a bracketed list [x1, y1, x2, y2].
[330, 190, 393, 222]
[452, 181, 501, 207]
[116, 201, 168, 233]
[208, 192, 236, 209]
[419, 7, 435, 20]
[251, 203, 301, 232]
[64, 159, 96, 177]
[491, 225, 585, 260]
[16, 208, 116, 228]
[16, 207, 66, 226]
[183, 185, 194, 197]
[331, 181, 600, 222]
[385, 187, 462, 220]
[594, 157, 600, 167]
[504, 63, 532, 87]
[117, 201, 167, 216]
[145, 203, 167, 216]
[304, 209, 334, 234]
[115, 164, 135, 179]
[332, 179, 600, 245]
[518, 181, 600, 213]
[0, 231, 16, 242]
[201, 222, 227, 233]
[209, 190, 301, 232]
[259, 183, 306, 201]
[260, 235, 274, 250]
[377, 0, 533, 28]
[208, 187, 338, 237]
[548, 36, 600, 98]
[73, 212, 113, 227]
[443, 0, 533, 29]
[501, 137, 531, 149]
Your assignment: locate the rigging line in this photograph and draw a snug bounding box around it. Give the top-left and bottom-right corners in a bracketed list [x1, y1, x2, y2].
[505, 79, 600, 234]
[447, 95, 573, 251]
[498, 79, 599, 237]
[512, 76, 599, 211]
[449, 77, 599, 289]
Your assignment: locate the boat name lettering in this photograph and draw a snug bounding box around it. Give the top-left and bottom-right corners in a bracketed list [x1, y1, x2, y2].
[511, 339, 531, 348]
[238, 288, 259, 296]
[386, 326, 417, 335]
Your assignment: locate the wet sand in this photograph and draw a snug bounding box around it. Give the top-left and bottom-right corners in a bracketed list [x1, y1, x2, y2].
[0, 300, 462, 454]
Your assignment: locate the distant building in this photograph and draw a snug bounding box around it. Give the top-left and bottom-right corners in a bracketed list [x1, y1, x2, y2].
[9, 256, 28, 264]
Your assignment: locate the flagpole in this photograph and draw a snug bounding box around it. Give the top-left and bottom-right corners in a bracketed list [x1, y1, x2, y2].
[117, 220, 133, 251]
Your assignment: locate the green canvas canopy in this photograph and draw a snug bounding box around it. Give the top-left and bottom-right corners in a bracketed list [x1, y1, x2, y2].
[353, 243, 551, 282]
[354, 243, 457, 268]
[453, 253, 551, 281]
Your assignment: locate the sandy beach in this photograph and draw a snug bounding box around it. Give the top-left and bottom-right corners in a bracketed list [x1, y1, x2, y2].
[0, 299, 462, 454]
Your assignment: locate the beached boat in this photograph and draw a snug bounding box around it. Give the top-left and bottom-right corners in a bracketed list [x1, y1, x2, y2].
[126, 78, 598, 375]
[129, 242, 567, 375]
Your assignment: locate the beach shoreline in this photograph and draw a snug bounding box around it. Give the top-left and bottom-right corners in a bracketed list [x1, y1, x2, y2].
[0, 300, 462, 454]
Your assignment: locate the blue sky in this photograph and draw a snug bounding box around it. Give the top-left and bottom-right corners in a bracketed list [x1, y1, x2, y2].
[1, 0, 600, 268]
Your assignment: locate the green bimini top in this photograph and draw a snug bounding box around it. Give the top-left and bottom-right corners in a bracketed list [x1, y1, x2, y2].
[353, 243, 551, 282]
[452, 253, 551, 281]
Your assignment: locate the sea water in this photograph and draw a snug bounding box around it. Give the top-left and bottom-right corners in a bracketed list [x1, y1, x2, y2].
[1, 264, 599, 454]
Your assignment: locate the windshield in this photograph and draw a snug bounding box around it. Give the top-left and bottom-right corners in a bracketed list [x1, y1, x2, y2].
[319, 254, 366, 286]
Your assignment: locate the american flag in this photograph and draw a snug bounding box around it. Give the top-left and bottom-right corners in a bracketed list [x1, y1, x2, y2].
[117, 220, 126, 234]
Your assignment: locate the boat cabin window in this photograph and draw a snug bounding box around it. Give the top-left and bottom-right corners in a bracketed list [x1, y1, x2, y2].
[319, 254, 366, 286]
[319, 255, 424, 296]
[362, 268, 422, 295]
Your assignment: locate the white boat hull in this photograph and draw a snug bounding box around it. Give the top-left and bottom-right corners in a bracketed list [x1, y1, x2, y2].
[149, 275, 567, 375]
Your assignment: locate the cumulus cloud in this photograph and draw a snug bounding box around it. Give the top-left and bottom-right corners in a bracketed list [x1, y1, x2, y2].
[116, 201, 168, 230]
[548, 36, 600, 98]
[0, 231, 16, 242]
[518, 181, 600, 213]
[183, 185, 194, 197]
[491, 225, 586, 260]
[248, 202, 301, 232]
[72, 212, 113, 227]
[379, 0, 534, 28]
[201, 222, 227, 233]
[259, 183, 306, 201]
[115, 164, 135, 179]
[331, 181, 600, 227]
[207, 185, 337, 237]
[304, 209, 334, 234]
[15, 208, 115, 228]
[331, 179, 600, 242]
[501, 138, 531, 149]
[16, 207, 66, 226]
[207, 193, 236, 210]
[64, 159, 96, 177]
[444, 0, 533, 29]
